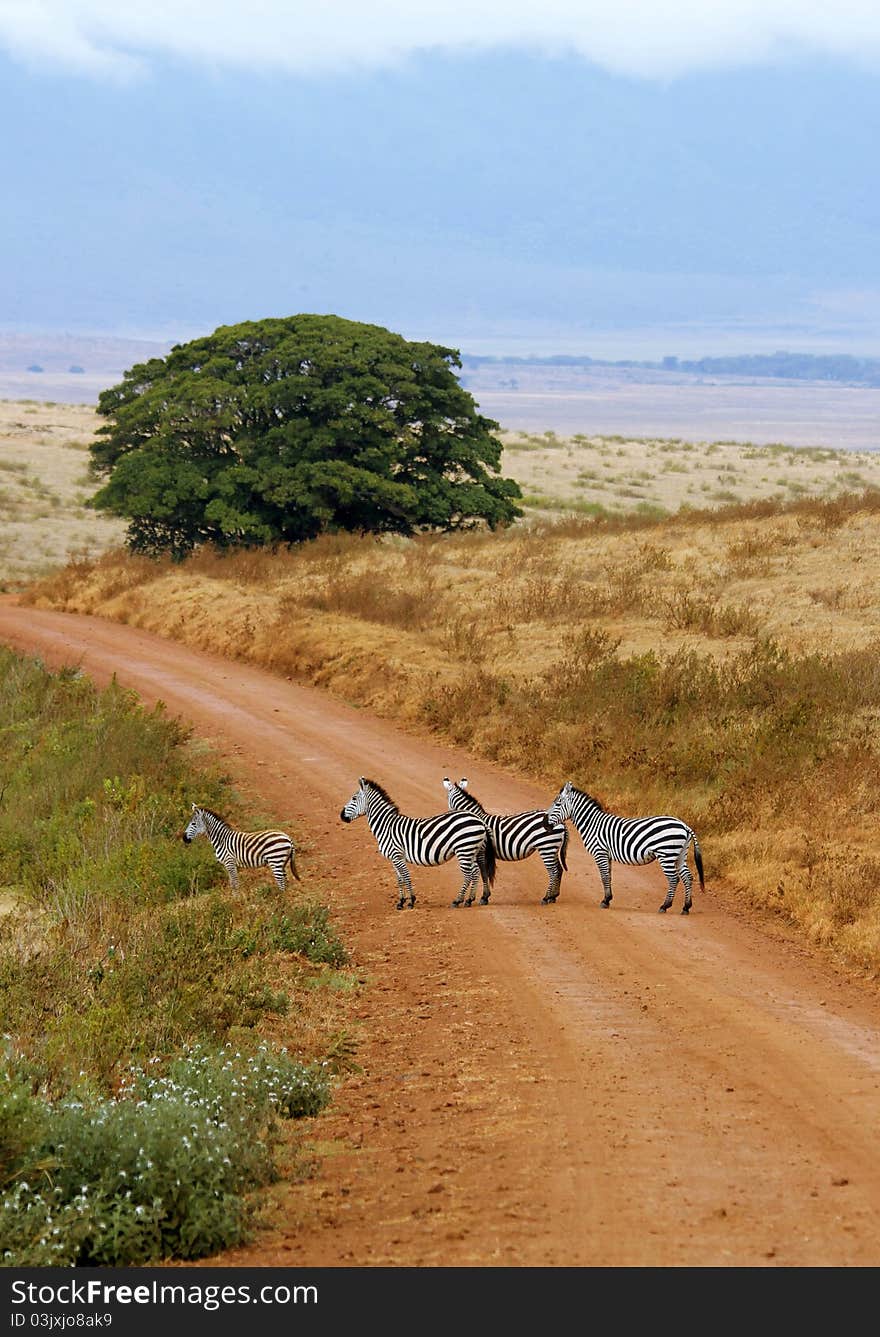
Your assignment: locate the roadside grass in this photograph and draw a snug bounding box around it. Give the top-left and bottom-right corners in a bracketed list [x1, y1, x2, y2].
[0, 648, 353, 1266]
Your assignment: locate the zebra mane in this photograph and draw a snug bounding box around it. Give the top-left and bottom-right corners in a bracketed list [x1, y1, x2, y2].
[452, 782, 486, 813]
[361, 777, 399, 811]
[196, 805, 226, 822]
[570, 785, 607, 812]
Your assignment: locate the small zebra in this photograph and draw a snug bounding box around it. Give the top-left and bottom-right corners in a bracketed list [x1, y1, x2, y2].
[442, 776, 568, 905]
[340, 776, 496, 909]
[546, 780, 705, 914]
[182, 804, 301, 892]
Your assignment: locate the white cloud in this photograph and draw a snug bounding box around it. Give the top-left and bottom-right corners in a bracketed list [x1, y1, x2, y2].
[1, 0, 880, 80]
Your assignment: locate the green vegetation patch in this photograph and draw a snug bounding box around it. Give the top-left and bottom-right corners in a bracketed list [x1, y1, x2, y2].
[1, 1043, 330, 1266]
[0, 649, 352, 1265]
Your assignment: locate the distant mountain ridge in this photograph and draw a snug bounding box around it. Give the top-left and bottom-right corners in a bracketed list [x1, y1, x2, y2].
[3, 334, 880, 410]
[0, 332, 173, 375]
[461, 350, 880, 388]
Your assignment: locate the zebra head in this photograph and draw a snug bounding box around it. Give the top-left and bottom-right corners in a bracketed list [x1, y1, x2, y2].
[183, 804, 207, 843]
[340, 779, 368, 823]
[546, 781, 574, 827]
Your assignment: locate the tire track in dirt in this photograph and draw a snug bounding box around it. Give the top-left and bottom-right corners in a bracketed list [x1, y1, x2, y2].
[2, 599, 880, 1267]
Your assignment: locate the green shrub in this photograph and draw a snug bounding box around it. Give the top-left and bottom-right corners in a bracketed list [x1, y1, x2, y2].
[266, 903, 350, 967]
[0, 1044, 330, 1267]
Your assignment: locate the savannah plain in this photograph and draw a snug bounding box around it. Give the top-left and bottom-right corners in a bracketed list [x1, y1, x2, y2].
[5, 384, 880, 1267]
[8, 392, 880, 974]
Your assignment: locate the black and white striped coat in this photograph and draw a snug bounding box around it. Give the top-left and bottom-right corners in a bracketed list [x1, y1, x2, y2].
[340, 776, 496, 909]
[183, 805, 300, 891]
[442, 777, 568, 904]
[546, 781, 704, 914]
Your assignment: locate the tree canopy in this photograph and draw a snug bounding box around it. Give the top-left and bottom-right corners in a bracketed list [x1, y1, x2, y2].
[89, 314, 522, 557]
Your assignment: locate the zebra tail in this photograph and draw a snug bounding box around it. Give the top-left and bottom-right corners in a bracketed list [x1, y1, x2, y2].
[483, 830, 498, 887]
[289, 845, 302, 882]
[692, 834, 705, 892]
[560, 826, 569, 872]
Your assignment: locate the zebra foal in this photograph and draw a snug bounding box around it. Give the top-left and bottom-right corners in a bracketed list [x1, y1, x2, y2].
[442, 777, 568, 904]
[546, 781, 704, 914]
[340, 776, 496, 909]
[182, 804, 301, 892]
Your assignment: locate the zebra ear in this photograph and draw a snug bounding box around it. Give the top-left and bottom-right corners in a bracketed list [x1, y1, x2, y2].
[191, 803, 197, 811]
[460, 778, 469, 789]
[442, 778, 452, 789]
[358, 777, 366, 787]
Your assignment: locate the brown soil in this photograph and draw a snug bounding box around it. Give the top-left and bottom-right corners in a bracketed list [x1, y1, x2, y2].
[2, 598, 880, 1268]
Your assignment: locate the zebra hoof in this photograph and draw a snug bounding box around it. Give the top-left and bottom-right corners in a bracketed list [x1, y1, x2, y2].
[681, 905, 691, 915]
[600, 901, 611, 909]
[450, 900, 462, 908]
[480, 895, 491, 906]
[658, 904, 669, 914]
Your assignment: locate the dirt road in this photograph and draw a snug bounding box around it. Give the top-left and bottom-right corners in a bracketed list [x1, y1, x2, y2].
[2, 600, 880, 1268]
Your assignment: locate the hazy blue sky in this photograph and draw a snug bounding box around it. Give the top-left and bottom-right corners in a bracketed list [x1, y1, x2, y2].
[2, 2, 879, 357]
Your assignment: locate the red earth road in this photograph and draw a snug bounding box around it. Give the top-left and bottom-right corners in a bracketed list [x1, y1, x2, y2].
[2, 599, 880, 1267]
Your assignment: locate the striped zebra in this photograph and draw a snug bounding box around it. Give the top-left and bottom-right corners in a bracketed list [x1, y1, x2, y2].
[546, 781, 705, 914]
[340, 776, 496, 910]
[182, 804, 301, 892]
[442, 777, 568, 905]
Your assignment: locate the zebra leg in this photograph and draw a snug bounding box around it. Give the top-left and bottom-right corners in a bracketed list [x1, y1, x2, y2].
[223, 858, 239, 891]
[453, 854, 477, 907]
[391, 855, 415, 910]
[658, 855, 679, 913]
[595, 852, 613, 907]
[540, 850, 560, 904]
[477, 848, 492, 905]
[469, 856, 483, 907]
[680, 865, 694, 914]
[270, 862, 286, 893]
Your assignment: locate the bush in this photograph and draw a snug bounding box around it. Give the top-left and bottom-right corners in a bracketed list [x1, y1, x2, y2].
[0, 1044, 330, 1267]
[266, 903, 350, 967]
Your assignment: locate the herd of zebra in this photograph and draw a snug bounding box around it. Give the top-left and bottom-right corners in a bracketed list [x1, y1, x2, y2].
[340, 776, 704, 914]
[183, 776, 705, 916]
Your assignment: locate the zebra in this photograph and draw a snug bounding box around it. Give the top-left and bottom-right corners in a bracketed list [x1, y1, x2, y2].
[546, 780, 705, 914]
[339, 776, 496, 910]
[442, 777, 568, 905]
[182, 804, 301, 892]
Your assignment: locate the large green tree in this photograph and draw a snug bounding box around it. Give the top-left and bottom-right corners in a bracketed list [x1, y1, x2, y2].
[89, 314, 522, 557]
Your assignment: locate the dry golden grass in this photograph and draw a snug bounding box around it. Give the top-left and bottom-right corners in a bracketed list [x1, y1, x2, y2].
[501, 428, 880, 519]
[0, 399, 126, 586]
[26, 493, 880, 682]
